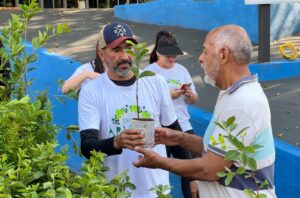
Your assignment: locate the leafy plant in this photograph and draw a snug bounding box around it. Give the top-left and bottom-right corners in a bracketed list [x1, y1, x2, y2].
[212, 116, 270, 198]
[0, 94, 57, 162]
[0, 142, 135, 197]
[126, 41, 155, 119]
[0, 0, 70, 163]
[150, 184, 172, 198]
[0, 0, 70, 101]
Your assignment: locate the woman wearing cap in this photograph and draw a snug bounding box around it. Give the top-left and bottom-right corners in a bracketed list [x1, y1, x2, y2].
[146, 31, 199, 198]
[61, 42, 106, 94]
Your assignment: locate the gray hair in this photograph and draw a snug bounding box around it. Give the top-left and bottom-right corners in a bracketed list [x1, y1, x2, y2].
[213, 27, 252, 64]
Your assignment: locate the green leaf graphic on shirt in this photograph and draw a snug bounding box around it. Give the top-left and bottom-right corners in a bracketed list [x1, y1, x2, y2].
[115, 109, 125, 120]
[141, 111, 151, 118]
[109, 105, 152, 137]
[167, 79, 181, 88]
[130, 105, 138, 113]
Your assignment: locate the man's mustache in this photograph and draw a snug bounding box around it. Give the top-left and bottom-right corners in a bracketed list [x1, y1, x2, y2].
[117, 59, 132, 67]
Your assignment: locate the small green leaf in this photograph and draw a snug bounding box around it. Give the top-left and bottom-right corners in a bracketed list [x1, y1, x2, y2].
[236, 127, 249, 137]
[241, 153, 248, 166]
[259, 179, 270, 189]
[126, 40, 135, 46]
[224, 150, 240, 161]
[236, 167, 245, 175]
[129, 67, 139, 78]
[216, 171, 226, 177]
[218, 134, 225, 144]
[65, 188, 72, 198]
[251, 144, 263, 150]
[229, 123, 237, 131]
[243, 189, 255, 197]
[244, 146, 256, 154]
[214, 121, 226, 130]
[247, 157, 257, 171]
[66, 131, 71, 140]
[210, 136, 218, 146]
[226, 116, 235, 126]
[258, 193, 268, 198]
[224, 174, 234, 186]
[139, 70, 156, 78]
[227, 134, 244, 149]
[66, 125, 79, 132]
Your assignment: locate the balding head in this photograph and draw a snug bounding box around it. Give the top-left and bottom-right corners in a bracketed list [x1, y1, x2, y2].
[208, 25, 252, 64]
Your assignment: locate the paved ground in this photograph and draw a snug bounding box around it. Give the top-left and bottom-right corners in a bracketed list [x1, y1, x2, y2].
[0, 8, 299, 146]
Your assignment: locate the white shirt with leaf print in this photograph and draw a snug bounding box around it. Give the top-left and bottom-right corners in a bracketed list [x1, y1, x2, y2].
[145, 62, 196, 131]
[78, 71, 177, 198]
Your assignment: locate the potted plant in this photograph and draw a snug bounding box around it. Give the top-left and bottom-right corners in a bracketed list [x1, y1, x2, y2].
[126, 41, 156, 148]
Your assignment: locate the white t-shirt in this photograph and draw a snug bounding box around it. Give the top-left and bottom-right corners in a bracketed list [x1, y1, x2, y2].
[78, 72, 177, 198]
[201, 75, 276, 198]
[67, 61, 94, 88]
[145, 62, 196, 131]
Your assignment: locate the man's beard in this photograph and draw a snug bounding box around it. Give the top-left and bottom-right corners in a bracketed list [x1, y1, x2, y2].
[201, 61, 219, 87]
[107, 59, 132, 77]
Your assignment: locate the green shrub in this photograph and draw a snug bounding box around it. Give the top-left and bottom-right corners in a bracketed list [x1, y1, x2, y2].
[0, 142, 134, 197]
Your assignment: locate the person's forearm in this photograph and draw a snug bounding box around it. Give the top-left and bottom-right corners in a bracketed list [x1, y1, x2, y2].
[178, 132, 203, 155]
[161, 157, 217, 181]
[62, 73, 88, 94]
[189, 92, 198, 104]
[80, 129, 122, 158]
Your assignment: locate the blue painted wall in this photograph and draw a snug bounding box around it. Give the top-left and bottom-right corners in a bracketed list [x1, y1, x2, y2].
[27, 46, 300, 197]
[26, 45, 84, 172]
[115, 0, 300, 43]
[114, 0, 258, 42]
[250, 59, 300, 81]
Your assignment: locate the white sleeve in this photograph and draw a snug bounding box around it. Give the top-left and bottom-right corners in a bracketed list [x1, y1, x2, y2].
[67, 63, 93, 81]
[78, 85, 101, 131]
[208, 109, 258, 156]
[157, 76, 178, 126]
[67, 66, 84, 81]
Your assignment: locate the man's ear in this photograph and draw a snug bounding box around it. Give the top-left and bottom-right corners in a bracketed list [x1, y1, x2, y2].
[219, 47, 230, 64]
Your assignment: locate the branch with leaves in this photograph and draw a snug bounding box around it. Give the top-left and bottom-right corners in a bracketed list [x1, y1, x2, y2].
[0, 0, 70, 100]
[212, 116, 270, 198]
[125, 40, 155, 119]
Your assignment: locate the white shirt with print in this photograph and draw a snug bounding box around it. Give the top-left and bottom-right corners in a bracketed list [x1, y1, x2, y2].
[145, 62, 195, 131]
[201, 75, 276, 198]
[78, 71, 177, 198]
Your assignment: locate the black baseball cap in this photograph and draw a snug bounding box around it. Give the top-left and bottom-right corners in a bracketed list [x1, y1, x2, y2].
[157, 36, 183, 56]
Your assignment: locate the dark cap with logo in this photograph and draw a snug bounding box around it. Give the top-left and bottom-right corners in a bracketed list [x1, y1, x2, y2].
[157, 36, 183, 56]
[98, 22, 138, 48]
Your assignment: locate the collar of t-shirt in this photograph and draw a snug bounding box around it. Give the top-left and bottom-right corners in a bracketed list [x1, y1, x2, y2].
[225, 74, 258, 94]
[111, 76, 136, 86]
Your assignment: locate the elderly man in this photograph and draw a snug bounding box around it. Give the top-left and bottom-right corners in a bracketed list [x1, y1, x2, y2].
[78, 22, 182, 197]
[133, 25, 276, 198]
